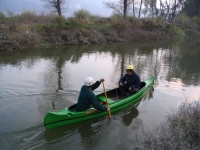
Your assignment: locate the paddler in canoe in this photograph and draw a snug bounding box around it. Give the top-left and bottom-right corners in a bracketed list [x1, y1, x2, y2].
[43, 74, 154, 129]
[118, 65, 141, 99]
[77, 77, 110, 112]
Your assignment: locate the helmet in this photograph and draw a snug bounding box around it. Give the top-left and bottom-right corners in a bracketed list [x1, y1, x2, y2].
[84, 77, 94, 86]
[126, 65, 134, 70]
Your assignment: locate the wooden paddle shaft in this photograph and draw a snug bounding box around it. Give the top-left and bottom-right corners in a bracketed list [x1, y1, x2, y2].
[102, 81, 112, 120]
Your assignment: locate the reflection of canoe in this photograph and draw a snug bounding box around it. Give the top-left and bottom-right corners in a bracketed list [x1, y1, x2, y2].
[44, 76, 154, 129]
[122, 106, 139, 126]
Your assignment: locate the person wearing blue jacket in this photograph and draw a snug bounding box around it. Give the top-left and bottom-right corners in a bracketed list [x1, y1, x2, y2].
[77, 77, 110, 112]
[118, 65, 141, 98]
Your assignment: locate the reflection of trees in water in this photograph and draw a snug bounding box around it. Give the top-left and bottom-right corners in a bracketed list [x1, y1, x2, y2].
[1, 40, 200, 110]
[110, 40, 200, 86]
[176, 42, 200, 85]
[2, 42, 199, 87]
[156, 42, 200, 85]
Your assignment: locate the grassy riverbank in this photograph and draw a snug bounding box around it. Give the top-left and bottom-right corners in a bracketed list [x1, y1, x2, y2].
[134, 99, 200, 149]
[0, 10, 200, 51]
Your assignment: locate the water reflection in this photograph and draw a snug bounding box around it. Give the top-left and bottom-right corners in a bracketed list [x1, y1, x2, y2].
[44, 117, 123, 149]
[121, 86, 154, 126]
[1, 40, 200, 88]
[1, 40, 199, 116]
[122, 107, 139, 126]
[1, 40, 200, 149]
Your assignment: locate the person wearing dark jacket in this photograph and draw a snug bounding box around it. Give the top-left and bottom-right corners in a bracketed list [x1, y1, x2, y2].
[77, 77, 110, 112]
[118, 65, 141, 98]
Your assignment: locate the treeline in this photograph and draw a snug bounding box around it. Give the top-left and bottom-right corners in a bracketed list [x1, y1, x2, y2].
[104, 0, 200, 22]
[40, 0, 200, 23]
[0, 8, 200, 33]
[182, 0, 200, 17]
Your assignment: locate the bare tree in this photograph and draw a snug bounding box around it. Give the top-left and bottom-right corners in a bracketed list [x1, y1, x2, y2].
[143, 0, 158, 18]
[157, 0, 182, 22]
[170, 0, 179, 22]
[104, 0, 132, 18]
[104, 1, 123, 16]
[42, 0, 69, 16]
[159, 0, 165, 19]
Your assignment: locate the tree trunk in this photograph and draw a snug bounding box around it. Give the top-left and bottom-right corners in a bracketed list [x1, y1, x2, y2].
[123, 0, 128, 18]
[57, 0, 62, 16]
[138, 0, 143, 19]
[171, 0, 177, 22]
[132, 0, 135, 17]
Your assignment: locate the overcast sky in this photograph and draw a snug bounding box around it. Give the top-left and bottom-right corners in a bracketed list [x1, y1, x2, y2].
[0, 0, 118, 17]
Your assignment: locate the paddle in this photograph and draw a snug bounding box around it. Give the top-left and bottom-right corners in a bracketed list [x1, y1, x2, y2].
[102, 81, 112, 120]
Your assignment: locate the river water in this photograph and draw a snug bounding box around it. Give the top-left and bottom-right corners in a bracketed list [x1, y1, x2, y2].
[0, 40, 200, 149]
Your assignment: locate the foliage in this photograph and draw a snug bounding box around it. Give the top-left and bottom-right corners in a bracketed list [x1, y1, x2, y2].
[34, 24, 56, 32]
[134, 99, 200, 150]
[65, 19, 80, 29]
[18, 11, 37, 24]
[140, 18, 157, 31]
[174, 13, 191, 25]
[174, 13, 200, 31]
[0, 9, 199, 40]
[74, 9, 91, 19]
[153, 17, 164, 25]
[55, 16, 66, 29]
[90, 15, 103, 23]
[0, 11, 6, 23]
[192, 16, 200, 30]
[1, 9, 200, 51]
[111, 13, 123, 20]
[171, 25, 186, 39]
[109, 13, 124, 29]
[16, 24, 30, 33]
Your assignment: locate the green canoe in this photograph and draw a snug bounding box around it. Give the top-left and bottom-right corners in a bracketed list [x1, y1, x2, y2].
[44, 76, 154, 129]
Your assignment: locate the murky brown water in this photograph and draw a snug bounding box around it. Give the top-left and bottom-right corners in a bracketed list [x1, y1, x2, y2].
[0, 40, 200, 149]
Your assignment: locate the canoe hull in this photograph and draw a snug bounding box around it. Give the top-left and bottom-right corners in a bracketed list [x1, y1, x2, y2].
[44, 76, 154, 129]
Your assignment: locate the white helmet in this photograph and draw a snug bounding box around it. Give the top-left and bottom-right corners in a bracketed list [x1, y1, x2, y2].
[84, 77, 94, 86]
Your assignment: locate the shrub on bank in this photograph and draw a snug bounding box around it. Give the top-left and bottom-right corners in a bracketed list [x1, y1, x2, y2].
[134, 99, 200, 150]
[0, 11, 6, 24]
[0, 10, 199, 35]
[74, 9, 91, 20]
[171, 25, 186, 39]
[55, 16, 67, 29]
[192, 16, 200, 30]
[174, 13, 200, 31]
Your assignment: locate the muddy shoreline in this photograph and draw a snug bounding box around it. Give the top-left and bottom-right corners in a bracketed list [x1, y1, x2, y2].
[0, 25, 199, 51]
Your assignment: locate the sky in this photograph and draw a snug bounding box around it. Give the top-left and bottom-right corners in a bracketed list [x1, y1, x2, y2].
[0, 0, 117, 17]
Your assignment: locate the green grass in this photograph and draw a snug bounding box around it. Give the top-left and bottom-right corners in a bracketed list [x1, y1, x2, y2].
[172, 25, 186, 39]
